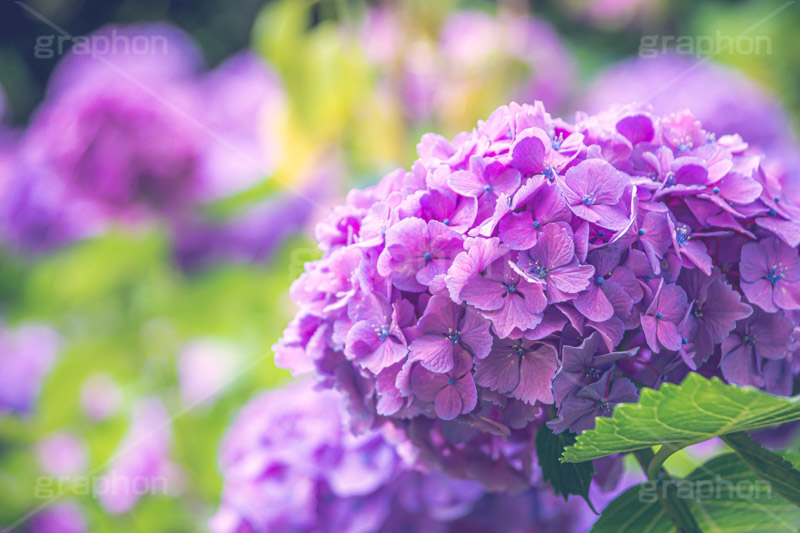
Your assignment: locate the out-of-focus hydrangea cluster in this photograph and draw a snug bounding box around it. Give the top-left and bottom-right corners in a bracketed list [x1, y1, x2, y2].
[583, 53, 800, 204]
[0, 24, 308, 267]
[275, 100, 800, 489]
[360, 7, 574, 131]
[211, 379, 594, 533]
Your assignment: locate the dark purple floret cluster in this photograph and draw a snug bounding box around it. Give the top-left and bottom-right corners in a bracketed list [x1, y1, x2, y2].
[275, 101, 800, 489]
[211, 379, 594, 533]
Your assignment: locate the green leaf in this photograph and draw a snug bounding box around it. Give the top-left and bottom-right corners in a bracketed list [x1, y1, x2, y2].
[592, 453, 800, 533]
[536, 426, 596, 508]
[721, 431, 800, 507]
[562, 374, 800, 463]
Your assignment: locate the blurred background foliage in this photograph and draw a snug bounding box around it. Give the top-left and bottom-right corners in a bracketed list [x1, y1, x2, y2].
[1, 0, 800, 531]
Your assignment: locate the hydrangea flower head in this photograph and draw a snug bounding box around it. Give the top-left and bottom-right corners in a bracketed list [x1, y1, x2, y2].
[275, 100, 800, 489]
[211, 379, 595, 533]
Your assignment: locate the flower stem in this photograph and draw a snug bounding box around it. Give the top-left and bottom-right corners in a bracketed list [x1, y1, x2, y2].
[634, 448, 701, 533]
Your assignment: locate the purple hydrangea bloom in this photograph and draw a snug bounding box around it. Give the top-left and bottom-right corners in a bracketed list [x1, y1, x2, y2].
[0, 321, 60, 416]
[740, 237, 800, 313]
[547, 370, 639, 434]
[275, 100, 800, 490]
[212, 379, 595, 533]
[721, 310, 795, 389]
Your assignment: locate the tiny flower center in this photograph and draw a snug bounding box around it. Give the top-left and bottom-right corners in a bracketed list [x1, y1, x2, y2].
[504, 281, 518, 295]
[551, 131, 564, 150]
[585, 367, 601, 380]
[765, 264, 785, 286]
[638, 228, 646, 236]
[529, 261, 549, 279]
[423, 252, 432, 261]
[675, 225, 691, 246]
[656, 312, 663, 320]
[597, 401, 612, 416]
[596, 276, 605, 286]
[581, 193, 596, 206]
[443, 218, 451, 226]
[447, 329, 461, 344]
[374, 325, 390, 341]
[484, 184, 492, 192]
[448, 378, 456, 385]
[532, 221, 541, 229]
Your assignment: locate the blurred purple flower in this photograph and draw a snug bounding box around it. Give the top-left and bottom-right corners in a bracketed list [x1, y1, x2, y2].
[36, 433, 87, 477]
[29, 502, 86, 533]
[177, 339, 240, 407]
[361, 8, 575, 124]
[98, 398, 179, 514]
[79, 374, 122, 421]
[4, 24, 286, 254]
[0, 322, 60, 416]
[212, 379, 594, 533]
[582, 54, 797, 157]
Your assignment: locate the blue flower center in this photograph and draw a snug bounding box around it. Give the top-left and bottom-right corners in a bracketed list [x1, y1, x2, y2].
[529, 262, 549, 279]
[597, 401, 612, 416]
[551, 132, 564, 150]
[532, 221, 541, 229]
[447, 329, 461, 344]
[765, 264, 785, 286]
[484, 184, 492, 192]
[656, 312, 663, 319]
[638, 228, 646, 236]
[712, 186, 720, 194]
[543, 166, 556, 181]
[443, 218, 451, 226]
[676, 137, 693, 151]
[664, 171, 676, 186]
[423, 252, 432, 261]
[596, 276, 605, 286]
[681, 337, 688, 345]
[375, 325, 390, 341]
[513, 344, 527, 358]
[585, 367, 601, 380]
[448, 378, 456, 385]
[581, 194, 596, 206]
[692, 303, 703, 319]
[768, 209, 777, 217]
[675, 225, 691, 246]
[504, 281, 518, 295]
